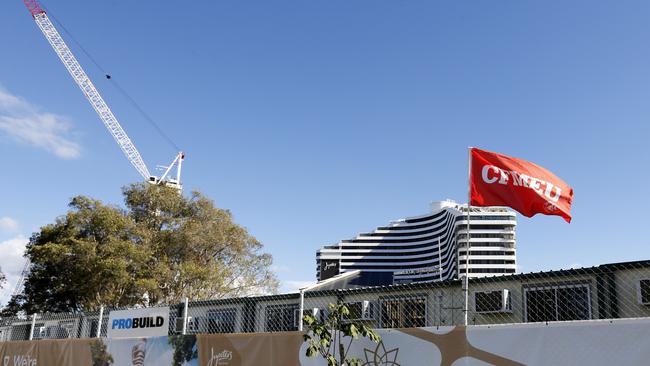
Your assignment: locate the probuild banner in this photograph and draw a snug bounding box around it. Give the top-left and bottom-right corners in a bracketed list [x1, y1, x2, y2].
[106, 307, 169, 338]
[0, 318, 650, 365]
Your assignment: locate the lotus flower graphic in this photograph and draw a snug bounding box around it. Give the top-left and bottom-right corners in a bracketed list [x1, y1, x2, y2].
[362, 341, 400, 366]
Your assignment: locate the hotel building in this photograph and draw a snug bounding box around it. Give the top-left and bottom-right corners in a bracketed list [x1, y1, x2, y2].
[316, 200, 517, 284]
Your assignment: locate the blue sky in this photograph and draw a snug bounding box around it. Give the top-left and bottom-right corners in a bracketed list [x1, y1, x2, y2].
[1, 0, 649, 302]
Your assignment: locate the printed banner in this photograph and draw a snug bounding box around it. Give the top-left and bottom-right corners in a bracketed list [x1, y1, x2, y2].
[103, 335, 198, 366]
[197, 332, 302, 366]
[107, 307, 170, 338]
[1, 319, 650, 365]
[0, 339, 94, 366]
[297, 320, 650, 365]
[0, 341, 38, 366]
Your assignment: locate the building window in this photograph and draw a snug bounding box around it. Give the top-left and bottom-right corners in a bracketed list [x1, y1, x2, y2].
[524, 284, 591, 322]
[468, 268, 516, 274]
[380, 297, 426, 328]
[207, 309, 237, 334]
[265, 304, 298, 332]
[87, 317, 109, 337]
[12, 324, 32, 341]
[31, 323, 46, 339]
[88, 319, 99, 338]
[44, 321, 74, 339]
[0, 327, 10, 342]
[638, 279, 650, 304]
[475, 290, 511, 313]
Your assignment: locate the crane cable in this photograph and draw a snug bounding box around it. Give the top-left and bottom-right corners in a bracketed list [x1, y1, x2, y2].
[38, 1, 182, 153]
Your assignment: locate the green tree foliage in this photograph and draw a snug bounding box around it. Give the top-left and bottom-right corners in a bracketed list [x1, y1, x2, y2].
[90, 340, 114, 366]
[168, 335, 198, 366]
[303, 302, 380, 366]
[5, 183, 278, 313]
[0, 296, 23, 317]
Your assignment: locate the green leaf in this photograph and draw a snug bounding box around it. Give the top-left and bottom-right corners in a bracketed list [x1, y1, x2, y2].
[304, 314, 315, 325]
[348, 324, 359, 338]
[347, 358, 362, 366]
[306, 345, 318, 358]
[340, 304, 350, 316]
[327, 355, 337, 366]
[301, 302, 382, 366]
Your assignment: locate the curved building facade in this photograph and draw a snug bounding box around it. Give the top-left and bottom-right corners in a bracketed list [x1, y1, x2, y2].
[316, 200, 517, 284]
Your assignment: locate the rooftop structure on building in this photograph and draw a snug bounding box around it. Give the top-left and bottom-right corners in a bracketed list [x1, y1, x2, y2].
[316, 199, 517, 285]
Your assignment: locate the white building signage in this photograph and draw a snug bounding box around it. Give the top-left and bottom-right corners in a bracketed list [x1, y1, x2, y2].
[107, 307, 170, 338]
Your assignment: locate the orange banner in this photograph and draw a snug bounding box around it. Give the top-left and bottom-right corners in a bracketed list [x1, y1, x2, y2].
[0, 339, 94, 366]
[197, 332, 302, 366]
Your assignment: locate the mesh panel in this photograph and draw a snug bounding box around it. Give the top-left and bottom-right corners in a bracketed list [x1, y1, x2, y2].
[0, 316, 32, 341]
[31, 313, 83, 339]
[1, 260, 649, 338]
[463, 262, 650, 325]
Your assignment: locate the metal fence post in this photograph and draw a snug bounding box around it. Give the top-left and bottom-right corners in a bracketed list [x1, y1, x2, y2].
[29, 313, 37, 341]
[462, 275, 469, 326]
[182, 297, 189, 335]
[96, 306, 104, 338]
[298, 289, 305, 332]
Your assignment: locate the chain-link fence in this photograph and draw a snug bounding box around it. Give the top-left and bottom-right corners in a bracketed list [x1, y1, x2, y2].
[0, 311, 100, 341]
[464, 261, 650, 326]
[207, 259, 649, 333]
[1, 259, 649, 339]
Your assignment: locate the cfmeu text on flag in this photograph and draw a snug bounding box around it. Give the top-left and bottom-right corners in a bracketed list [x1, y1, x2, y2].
[469, 148, 574, 223]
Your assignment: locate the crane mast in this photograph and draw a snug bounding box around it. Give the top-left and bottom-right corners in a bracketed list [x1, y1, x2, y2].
[10, 259, 30, 300]
[21, 0, 183, 190]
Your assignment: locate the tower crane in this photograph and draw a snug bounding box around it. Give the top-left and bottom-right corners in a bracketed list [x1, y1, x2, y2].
[21, 0, 184, 190]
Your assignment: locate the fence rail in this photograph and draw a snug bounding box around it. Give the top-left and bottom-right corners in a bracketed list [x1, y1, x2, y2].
[1, 260, 649, 341]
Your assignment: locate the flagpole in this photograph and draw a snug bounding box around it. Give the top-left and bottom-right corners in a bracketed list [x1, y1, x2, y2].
[464, 147, 472, 326]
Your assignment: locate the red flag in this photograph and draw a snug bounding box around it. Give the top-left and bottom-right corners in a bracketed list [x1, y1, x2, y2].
[470, 148, 574, 223]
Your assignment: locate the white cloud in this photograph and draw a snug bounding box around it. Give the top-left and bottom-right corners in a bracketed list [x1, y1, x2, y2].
[271, 264, 291, 273]
[0, 236, 29, 306]
[0, 217, 18, 232]
[0, 87, 80, 159]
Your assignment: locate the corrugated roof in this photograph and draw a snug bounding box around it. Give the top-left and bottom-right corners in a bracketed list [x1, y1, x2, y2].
[186, 259, 650, 306]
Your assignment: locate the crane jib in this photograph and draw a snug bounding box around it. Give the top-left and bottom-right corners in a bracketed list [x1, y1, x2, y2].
[22, 0, 45, 16]
[21, 0, 185, 190]
[32, 12, 151, 180]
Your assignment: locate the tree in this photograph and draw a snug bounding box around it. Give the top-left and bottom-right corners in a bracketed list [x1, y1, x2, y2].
[122, 183, 278, 304]
[168, 335, 198, 366]
[90, 340, 114, 366]
[4, 183, 278, 314]
[303, 302, 380, 366]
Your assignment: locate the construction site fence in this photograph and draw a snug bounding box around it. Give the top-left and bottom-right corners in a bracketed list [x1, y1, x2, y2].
[1, 260, 649, 341]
